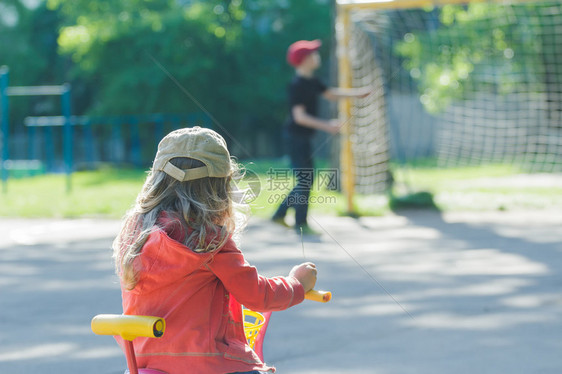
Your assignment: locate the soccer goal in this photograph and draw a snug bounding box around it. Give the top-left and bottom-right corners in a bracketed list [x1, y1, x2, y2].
[335, 0, 562, 211]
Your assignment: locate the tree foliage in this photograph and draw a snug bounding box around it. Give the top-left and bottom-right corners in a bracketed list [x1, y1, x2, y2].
[50, 0, 332, 138]
[396, 2, 557, 114]
[1, 0, 332, 156]
[0, 1, 63, 125]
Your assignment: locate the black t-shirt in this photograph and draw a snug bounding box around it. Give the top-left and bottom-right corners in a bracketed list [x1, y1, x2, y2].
[286, 75, 327, 137]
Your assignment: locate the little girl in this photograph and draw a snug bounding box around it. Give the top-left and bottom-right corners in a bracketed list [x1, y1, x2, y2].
[113, 126, 317, 374]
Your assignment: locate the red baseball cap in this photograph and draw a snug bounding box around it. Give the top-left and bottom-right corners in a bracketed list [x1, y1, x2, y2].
[287, 39, 322, 67]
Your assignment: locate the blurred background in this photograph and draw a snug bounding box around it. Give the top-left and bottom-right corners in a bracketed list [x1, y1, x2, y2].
[0, 0, 336, 162]
[0, 0, 560, 218]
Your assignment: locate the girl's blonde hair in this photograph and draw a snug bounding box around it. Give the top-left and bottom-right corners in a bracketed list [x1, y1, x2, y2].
[113, 157, 244, 290]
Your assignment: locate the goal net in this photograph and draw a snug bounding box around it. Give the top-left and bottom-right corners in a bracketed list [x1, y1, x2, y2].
[338, 0, 562, 195]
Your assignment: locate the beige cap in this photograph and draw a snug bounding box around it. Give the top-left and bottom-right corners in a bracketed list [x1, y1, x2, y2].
[153, 127, 231, 181]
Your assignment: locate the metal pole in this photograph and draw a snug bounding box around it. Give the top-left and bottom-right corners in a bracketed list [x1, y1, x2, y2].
[28, 125, 36, 160]
[130, 116, 142, 168]
[45, 126, 55, 171]
[0, 66, 10, 193]
[61, 84, 72, 193]
[123, 340, 139, 374]
[111, 117, 123, 164]
[336, 6, 356, 214]
[84, 118, 95, 166]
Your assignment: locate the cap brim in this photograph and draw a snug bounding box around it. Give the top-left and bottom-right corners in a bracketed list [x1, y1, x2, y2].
[309, 39, 322, 50]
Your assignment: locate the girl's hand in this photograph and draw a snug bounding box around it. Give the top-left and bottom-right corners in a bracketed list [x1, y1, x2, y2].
[289, 262, 317, 293]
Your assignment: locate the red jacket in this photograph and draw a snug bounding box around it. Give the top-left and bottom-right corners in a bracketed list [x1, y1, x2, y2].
[118, 223, 305, 374]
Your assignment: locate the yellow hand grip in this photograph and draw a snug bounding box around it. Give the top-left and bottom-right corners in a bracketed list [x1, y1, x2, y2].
[304, 289, 332, 303]
[91, 314, 165, 341]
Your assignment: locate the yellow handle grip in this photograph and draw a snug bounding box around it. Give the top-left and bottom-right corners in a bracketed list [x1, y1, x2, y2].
[304, 289, 332, 303]
[91, 314, 165, 341]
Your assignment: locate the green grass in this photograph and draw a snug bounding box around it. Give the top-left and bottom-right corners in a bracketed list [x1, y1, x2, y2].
[0, 160, 560, 218]
[390, 162, 562, 212]
[0, 167, 145, 218]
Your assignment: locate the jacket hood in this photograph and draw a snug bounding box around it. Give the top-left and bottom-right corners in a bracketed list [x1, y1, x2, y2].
[130, 229, 217, 294]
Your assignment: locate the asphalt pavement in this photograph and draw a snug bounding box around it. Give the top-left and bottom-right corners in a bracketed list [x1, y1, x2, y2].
[1, 210, 561, 374]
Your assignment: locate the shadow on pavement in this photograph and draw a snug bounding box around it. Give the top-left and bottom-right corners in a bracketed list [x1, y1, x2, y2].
[1, 211, 561, 374]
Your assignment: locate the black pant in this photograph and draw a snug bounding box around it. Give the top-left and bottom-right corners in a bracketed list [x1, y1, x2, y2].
[273, 133, 314, 226]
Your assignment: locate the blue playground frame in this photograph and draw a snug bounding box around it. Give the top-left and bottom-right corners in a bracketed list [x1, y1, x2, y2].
[1, 66, 210, 193]
[0, 66, 72, 192]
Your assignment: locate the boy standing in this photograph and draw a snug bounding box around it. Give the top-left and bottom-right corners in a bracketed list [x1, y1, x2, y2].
[272, 39, 369, 235]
